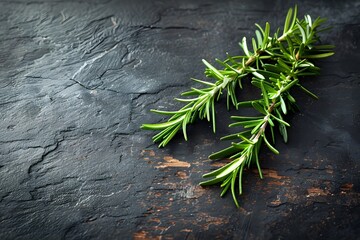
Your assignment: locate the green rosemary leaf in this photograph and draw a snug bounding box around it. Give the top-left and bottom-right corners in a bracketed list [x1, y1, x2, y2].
[252, 70, 265, 80]
[237, 100, 255, 108]
[174, 97, 200, 102]
[216, 157, 246, 179]
[220, 182, 231, 197]
[220, 174, 232, 188]
[238, 163, 245, 194]
[268, 117, 274, 127]
[182, 113, 189, 141]
[270, 124, 275, 143]
[211, 99, 216, 133]
[281, 79, 299, 93]
[199, 175, 226, 186]
[240, 37, 251, 57]
[297, 23, 307, 44]
[270, 113, 290, 127]
[297, 83, 319, 99]
[231, 167, 240, 208]
[191, 78, 216, 86]
[280, 95, 287, 114]
[150, 108, 189, 115]
[209, 145, 238, 160]
[260, 80, 269, 107]
[290, 5, 298, 30]
[141, 116, 184, 130]
[231, 116, 262, 121]
[203, 162, 232, 179]
[262, 22, 270, 49]
[255, 23, 265, 37]
[277, 59, 292, 72]
[256, 69, 280, 79]
[252, 101, 267, 115]
[279, 123, 288, 143]
[252, 37, 258, 53]
[262, 64, 282, 73]
[251, 120, 264, 134]
[229, 119, 263, 128]
[313, 45, 335, 50]
[302, 52, 334, 58]
[263, 134, 279, 154]
[239, 134, 255, 144]
[159, 124, 181, 147]
[222, 130, 252, 140]
[283, 6, 293, 34]
[287, 94, 296, 103]
[255, 29, 263, 47]
[232, 142, 249, 150]
[202, 59, 224, 80]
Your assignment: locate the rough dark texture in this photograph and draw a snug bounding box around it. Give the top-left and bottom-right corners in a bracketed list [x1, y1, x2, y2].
[0, 0, 359, 239]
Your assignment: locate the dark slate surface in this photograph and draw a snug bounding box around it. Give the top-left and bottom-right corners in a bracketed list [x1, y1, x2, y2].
[0, 0, 359, 239]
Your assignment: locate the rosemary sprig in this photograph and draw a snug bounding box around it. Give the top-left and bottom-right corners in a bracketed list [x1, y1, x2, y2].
[141, 6, 334, 207]
[200, 12, 334, 207]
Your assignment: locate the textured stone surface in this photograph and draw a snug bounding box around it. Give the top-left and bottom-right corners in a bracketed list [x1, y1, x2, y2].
[0, 0, 359, 239]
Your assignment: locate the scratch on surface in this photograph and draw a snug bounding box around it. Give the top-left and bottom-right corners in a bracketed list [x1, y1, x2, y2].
[175, 185, 205, 199]
[71, 44, 118, 80]
[155, 156, 190, 169]
[74, 191, 120, 207]
[306, 187, 329, 197]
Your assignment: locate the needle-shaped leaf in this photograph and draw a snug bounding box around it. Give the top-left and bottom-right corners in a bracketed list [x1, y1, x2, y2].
[283, 7, 293, 34]
[216, 157, 246, 179]
[255, 30, 263, 47]
[297, 23, 307, 44]
[240, 37, 250, 57]
[270, 113, 290, 127]
[262, 22, 271, 48]
[231, 167, 240, 208]
[260, 81, 269, 107]
[252, 101, 267, 115]
[263, 134, 279, 154]
[141, 115, 185, 130]
[302, 52, 334, 58]
[280, 95, 287, 114]
[191, 78, 216, 86]
[202, 59, 224, 80]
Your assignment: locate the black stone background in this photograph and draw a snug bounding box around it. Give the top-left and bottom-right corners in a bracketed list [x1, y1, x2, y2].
[0, 0, 359, 239]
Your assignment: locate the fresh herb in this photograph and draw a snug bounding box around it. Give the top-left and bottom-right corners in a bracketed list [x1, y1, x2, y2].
[141, 6, 334, 207]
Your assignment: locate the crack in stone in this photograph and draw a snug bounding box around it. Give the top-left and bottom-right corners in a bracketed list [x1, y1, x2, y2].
[139, 25, 200, 31]
[21, 127, 76, 183]
[27, 140, 62, 175]
[68, 78, 97, 91]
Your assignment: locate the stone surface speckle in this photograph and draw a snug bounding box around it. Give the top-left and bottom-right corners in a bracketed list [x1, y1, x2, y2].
[1, 0, 359, 239]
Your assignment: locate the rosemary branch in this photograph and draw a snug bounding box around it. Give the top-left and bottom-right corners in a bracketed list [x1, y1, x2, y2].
[199, 13, 334, 207]
[141, 5, 334, 207]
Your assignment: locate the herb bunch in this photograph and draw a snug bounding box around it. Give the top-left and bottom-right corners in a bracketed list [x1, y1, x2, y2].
[141, 6, 334, 207]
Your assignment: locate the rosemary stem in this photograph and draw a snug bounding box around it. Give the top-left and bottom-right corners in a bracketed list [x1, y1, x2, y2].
[251, 101, 276, 143]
